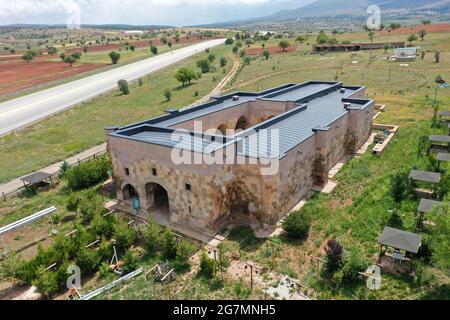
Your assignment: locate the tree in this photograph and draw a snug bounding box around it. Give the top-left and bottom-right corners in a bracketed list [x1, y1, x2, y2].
[282, 211, 311, 239]
[65, 156, 110, 191]
[407, 34, 418, 46]
[71, 52, 82, 60]
[175, 67, 197, 87]
[421, 51, 426, 60]
[0, 252, 25, 283]
[143, 218, 161, 256]
[32, 268, 59, 298]
[113, 218, 138, 253]
[83, 45, 89, 53]
[196, 59, 211, 73]
[262, 49, 270, 60]
[324, 239, 343, 275]
[220, 57, 228, 67]
[390, 170, 411, 202]
[368, 30, 375, 60]
[316, 30, 329, 44]
[174, 240, 195, 271]
[117, 79, 130, 95]
[422, 19, 431, 25]
[243, 56, 251, 65]
[161, 228, 177, 260]
[164, 89, 172, 101]
[383, 43, 391, 54]
[150, 45, 158, 55]
[167, 41, 172, 48]
[207, 53, 216, 63]
[122, 249, 139, 273]
[435, 50, 441, 63]
[216, 246, 230, 282]
[109, 51, 121, 64]
[418, 29, 427, 41]
[64, 55, 76, 67]
[22, 51, 36, 62]
[47, 47, 57, 55]
[232, 45, 239, 54]
[60, 52, 66, 61]
[199, 250, 215, 278]
[9, 48, 15, 54]
[129, 45, 135, 51]
[278, 40, 290, 52]
[225, 38, 234, 45]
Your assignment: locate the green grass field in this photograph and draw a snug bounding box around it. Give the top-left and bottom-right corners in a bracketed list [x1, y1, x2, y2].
[0, 45, 233, 183]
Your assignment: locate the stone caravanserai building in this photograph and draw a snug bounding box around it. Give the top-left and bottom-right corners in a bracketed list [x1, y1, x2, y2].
[105, 81, 374, 238]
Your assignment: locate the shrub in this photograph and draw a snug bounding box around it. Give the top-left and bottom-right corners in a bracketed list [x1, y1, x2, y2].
[233, 278, 251, 298]
[0, 252, 26, 283]
[32, 267, 59, 298]
[109, 51, 121, 64]
[113, 218, 138, 253]
[282, 211, 311, 239]
[71, 52, 82, 60]
[220, 57, 228, 67]
[150, 45, 158, 55]
[334, 247, 369, 285]
[143, 218, 162, 256]
[196, 59, 211, 73]
[66, 192, 81, 212]
[78, 190, 106, 224]
[199, 250, 215, 278]
[117, 79, 130, 95]
[174, 240, 195, 271]
[225, 38, 234, 45]
[164, 89, 172, 101]
[161, 228, 177, 260]
[65, 156, 110, 191]
[75, 247, 101, 275]
[122, 249, 140, 273]
[390, 170, 411, 202]
[207, 53, 216, 63]
[263, 49, 270, 60]
[324, 239, 343, 276]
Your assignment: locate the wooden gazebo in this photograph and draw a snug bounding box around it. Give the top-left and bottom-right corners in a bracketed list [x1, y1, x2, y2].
[379, 227, 422, 265]
[409, 170, 442, 199]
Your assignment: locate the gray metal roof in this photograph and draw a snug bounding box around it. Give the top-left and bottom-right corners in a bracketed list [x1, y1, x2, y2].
[418, 199, 444, 213]
[437, 153, 450, 162]
[20, 171, 52, 185]
[429, 135, 450, 143]
[438, 111, 450, 117]
[111, 81, 372, 159]
[409, 170, 442, 184]
[379, 227, 422, 254]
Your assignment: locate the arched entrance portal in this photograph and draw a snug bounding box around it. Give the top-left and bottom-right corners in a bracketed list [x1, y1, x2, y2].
[145, 183, 169, 214]
[123, 184, 139, 201]
[217, 123, 230, 135]
[235, 116, 249, 131]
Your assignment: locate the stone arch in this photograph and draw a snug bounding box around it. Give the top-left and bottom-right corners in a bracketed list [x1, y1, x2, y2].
[235, 115, 250, 131]
[122, 183, 139, 201]
[145, 182, 170, 212]
[217, 123, 230, 135]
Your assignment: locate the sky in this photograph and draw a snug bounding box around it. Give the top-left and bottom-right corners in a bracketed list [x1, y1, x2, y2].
[0, 0, 315, 26]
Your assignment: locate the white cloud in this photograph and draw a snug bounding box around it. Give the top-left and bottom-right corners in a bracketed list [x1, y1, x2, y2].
[0, 0, 305, 26]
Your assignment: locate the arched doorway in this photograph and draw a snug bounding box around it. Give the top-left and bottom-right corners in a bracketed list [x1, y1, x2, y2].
[145, 182, 169, 213]
[217, 123, 230, 135]
[123, 184, 139, 201]
[235, 116, 249, 131]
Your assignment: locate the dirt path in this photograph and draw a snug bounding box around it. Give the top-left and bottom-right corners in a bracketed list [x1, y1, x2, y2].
[189, 53, 241, 107]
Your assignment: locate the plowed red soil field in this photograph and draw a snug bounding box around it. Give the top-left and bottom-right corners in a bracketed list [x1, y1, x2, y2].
[245, 45, 298, 56]
[378, 23, 450, 35]
[0, 60, 104, 95]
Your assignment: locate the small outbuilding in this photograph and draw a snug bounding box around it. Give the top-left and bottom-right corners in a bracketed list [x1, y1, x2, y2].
[391, 48, 417, 62]
[379, 227, 422, 265]
[438, 111, 450, 126]
[429, 135, 450, 153]
[409, 170, 442, 199]
[20, 171, 53, 189]
[417, 198, 444, 223]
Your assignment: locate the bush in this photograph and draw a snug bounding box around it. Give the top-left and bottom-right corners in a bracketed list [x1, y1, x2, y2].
[207, 53, 216, 63]
[66, 192, 81, 212]
[390, 170, 411, 202]
[117, 79, 130, 95]
[78, 190, 106, 224]
[33, 268, 59, 298]
[164, 89, 172, 101]
[65, 156, 110, 191]
[150, 45, 158, 55]
[174, 240, 195, 271]
[196, 59, 211, 73]
[161, 228, 177, 260]
[324, 239, 343, 276]
[0, 252, 26, 283]
[109, 51, 121, 64]
[113, 218, 138, 253]
[225, 38, 234, 45]
[282, 211, 311, 239]
[220, 57, 228, 67]
[199, 250, 215, 278]
[122, 249, 140, 273]
[334, 247, 369, 285]
[233, 278, 251, 298]
[143, 218, 162, 256]
[75, 247, 101, 275]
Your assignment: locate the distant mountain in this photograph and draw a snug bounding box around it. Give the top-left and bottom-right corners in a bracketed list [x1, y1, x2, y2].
[0, 24, 174, 30]
[266, 0, 450, 20]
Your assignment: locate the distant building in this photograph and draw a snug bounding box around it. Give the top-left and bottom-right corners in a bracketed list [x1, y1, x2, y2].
[106, 81, 374, 238]
[125, 30, 144, 35]
[391, 48, 418, 62]
[312, 41, 405, 54]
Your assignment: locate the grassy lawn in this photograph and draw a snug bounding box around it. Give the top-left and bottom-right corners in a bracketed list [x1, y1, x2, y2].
[0, 44, 233, 183]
